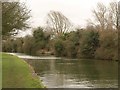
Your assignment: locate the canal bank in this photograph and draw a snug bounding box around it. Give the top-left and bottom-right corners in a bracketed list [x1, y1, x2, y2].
[2, 53, 44, 88]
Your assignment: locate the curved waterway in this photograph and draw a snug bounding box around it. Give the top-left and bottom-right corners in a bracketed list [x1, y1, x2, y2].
[9, 53, 118, 88]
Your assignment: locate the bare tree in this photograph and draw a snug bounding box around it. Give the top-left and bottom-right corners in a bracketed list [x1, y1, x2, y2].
[93, 2, 107, 30]
[108, 1, 119, 30]
[46, 11, 72, 36]
[93, 2, 119, 30]
[118, 1, 120, 29]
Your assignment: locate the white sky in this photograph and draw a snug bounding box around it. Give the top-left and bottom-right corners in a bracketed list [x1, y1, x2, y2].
[18, 0, 119, 36]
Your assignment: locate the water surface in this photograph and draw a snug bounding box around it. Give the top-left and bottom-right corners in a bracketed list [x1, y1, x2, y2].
[25, 59, 118, 88]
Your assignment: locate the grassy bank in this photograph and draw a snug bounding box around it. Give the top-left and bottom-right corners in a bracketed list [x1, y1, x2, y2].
[2, 53, 44, 88]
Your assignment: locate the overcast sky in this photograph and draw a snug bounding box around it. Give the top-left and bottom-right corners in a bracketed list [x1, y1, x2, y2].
[18, 0, 119, 36]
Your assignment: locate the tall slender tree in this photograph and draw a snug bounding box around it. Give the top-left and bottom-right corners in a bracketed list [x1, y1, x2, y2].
[93, 2, 107, 30]
[109, 1, 119, 30]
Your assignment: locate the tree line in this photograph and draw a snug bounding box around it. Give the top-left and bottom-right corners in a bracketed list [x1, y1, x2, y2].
[2, 26, 118, 60]
[2, 1, 120, 60]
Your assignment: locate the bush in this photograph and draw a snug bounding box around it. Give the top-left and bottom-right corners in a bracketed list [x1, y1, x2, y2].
[22, 36, 35, 55]
[54, 40, 64, 57]
[79, 30, 99, 58]
[95, 30, 118, 60]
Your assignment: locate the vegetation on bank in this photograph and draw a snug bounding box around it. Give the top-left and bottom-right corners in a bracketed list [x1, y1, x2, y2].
[2, 28, 118, 60]
[2, 53, 44, 88]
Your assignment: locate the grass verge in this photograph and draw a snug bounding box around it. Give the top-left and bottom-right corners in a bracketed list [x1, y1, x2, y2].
[2, 53, 44, 88]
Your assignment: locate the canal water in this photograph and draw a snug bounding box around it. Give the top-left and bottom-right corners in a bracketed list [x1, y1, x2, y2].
[26, 59, 118, 88]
